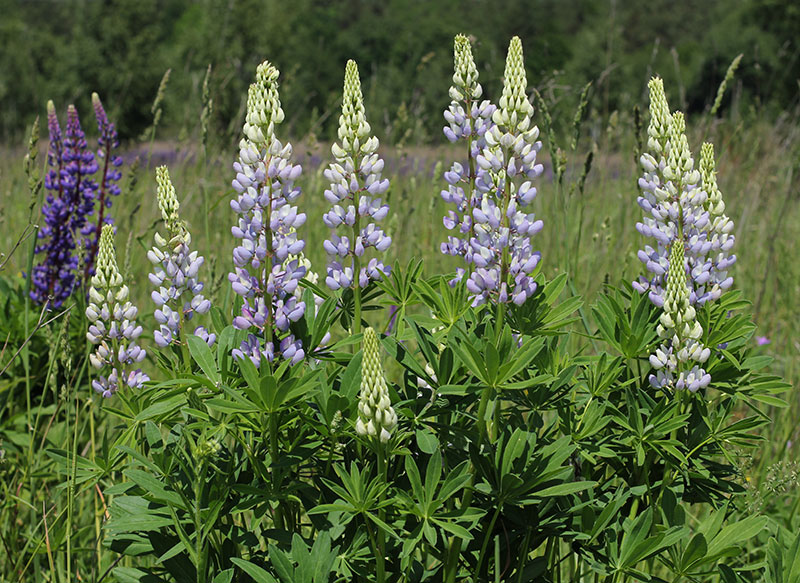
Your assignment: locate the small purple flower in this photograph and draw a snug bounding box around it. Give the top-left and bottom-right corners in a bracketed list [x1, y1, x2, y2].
[756, 336, 771, 346]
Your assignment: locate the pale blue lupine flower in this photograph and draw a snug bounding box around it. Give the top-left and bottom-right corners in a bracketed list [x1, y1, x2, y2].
[147, 166, 214, 348]
[229, 61, 306, 366]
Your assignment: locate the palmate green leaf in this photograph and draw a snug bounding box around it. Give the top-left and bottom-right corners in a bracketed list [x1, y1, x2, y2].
[230, 558, 278, 583]
[124, 469, 185, 508]
[415, 427, 439, 454]
[112, 567, 167, 583]
[187, 334, 220, 383]
[105, 495, 174, 535]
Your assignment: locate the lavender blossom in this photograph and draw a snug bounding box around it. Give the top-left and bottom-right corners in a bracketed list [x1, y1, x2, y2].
[634, 78, 736, 307]
[323, 60, 391, 293]
[83, 93, 123, 278]
[31, 102, 98, 307]
[466, 36, 545, 306]
[648, 241, 711, 392]
[440, 34, 497, 277]
[148, 166, 214, 348]
[229, 61, 306, 366]
[86, 225, 148, 397]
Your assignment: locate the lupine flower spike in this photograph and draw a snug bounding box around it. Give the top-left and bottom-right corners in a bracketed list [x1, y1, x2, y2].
[230, 62, 306, 366]
[355, 328, 397, 443]
[648, 241, 711, 392]
[31, 102, 98, 307]
[440, 34, 497, 280]
[148, 166, 214, 348]
[323, 60, 392, 293]
[634, 78, 735, 307]
[86, 225, 148, 397]
[468, 36, 544, 306]
[83, 93, 123, 278]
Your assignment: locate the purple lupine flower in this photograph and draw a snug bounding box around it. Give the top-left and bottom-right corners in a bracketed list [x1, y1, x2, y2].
[86, 225, 148, 397]
[634, 78, 736, 307]
[440, 34, 497, 275]
[323, 60, 391, 292]
[464, 37, 544, 306]
[229, 62, 306, 366]
[148, 166, 214, 349]
[756, 336, 771, 346]
[31, 102, 98, 307]
[83, 93, 123, 279]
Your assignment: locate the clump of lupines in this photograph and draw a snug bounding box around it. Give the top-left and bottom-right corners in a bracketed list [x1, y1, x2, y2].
[634, 78, 735, 307]
[648, 241, 711, 392]
[229, 61, 306, 366]
[148, 167, 214, 348]
[86, 225, 148, 397]
[83, 93, 123, 277]
[466, 37, 544, 305]
[31, 102, 99, 307]
[440, 34, 497, 273]
[323, 60, 391, 292]
[355, 328, 397, 443]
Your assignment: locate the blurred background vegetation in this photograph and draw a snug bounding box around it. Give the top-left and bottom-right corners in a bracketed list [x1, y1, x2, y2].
[0, 0, 798, 144]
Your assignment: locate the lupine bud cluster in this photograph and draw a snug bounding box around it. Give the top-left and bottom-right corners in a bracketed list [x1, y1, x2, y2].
[323, 60, 391, 291]
[84, 93, 123, 276]
[440, 34, 497, 275]
[648, 242, 711, 392]
[634, 77, 735, 307]
[355, 328, 397, 443]
[86, 225, 148, 397]
[147, 167, 214, 348]
[464, 36, 545, 306]
[229, 61, 306, 366]
[31, 102, 99, 307]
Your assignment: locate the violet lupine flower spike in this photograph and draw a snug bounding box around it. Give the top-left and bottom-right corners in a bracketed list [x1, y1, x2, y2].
[148, 166, 214, 350]
[31, 102, 98, 308]
[83, 93, 123, 279]
[229, 61, 306, 367]
[648, 241, 711, 392]
[634, 78, 735, 307]
[440, 34, 497, 280]
[323, 60, 391, 333]
[86, 225, 148, 397]
[468, 36, 544, 307]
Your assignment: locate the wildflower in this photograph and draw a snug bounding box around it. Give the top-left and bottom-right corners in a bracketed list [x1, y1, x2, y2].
[323, 60, 391, 292]
[229, 61, 306, 366]
[466, 36, 544, 306]
[648, 241, 711, 392]
[355, 328, 397, 443]
[31, 102, 98, 307]
[83, 93, 123, 277]
[634, 78, 735, 307]
[147, 166, 214, 348]
[440, 34, 497, 276]
[86, 225, 148, 397]
[756, 336, 771, 346]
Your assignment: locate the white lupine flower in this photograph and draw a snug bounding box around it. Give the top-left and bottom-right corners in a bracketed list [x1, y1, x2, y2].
[355, 328, 397, 443]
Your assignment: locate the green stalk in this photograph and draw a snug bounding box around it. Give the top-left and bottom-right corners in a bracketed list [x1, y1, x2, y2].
[195, 459, 208, 583]
[376, 445, 387, 583]
[269, 412, 284, 531]
[475, 504, 503, 578]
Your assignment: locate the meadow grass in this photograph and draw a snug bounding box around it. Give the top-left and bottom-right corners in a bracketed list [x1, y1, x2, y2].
[0, 100, 798, 580]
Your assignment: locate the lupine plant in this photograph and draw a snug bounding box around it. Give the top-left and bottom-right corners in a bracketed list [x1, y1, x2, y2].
[229, 61, 307, 366]
[148, 166, 214, 353]
[86, 224, 148, 397]
[30, 96, 124, 308]
[2, 32, 795, 583]
[323, 60, 391, 333]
